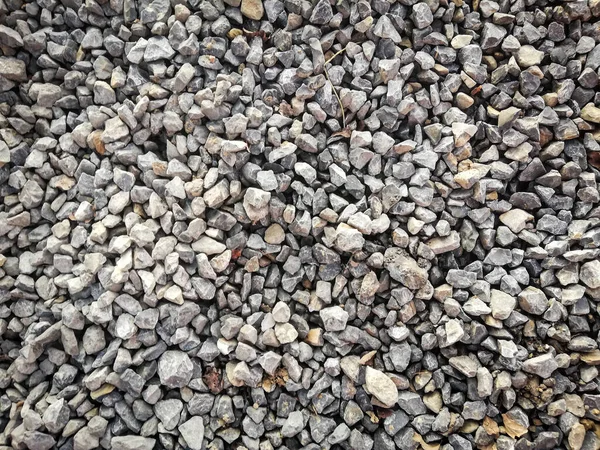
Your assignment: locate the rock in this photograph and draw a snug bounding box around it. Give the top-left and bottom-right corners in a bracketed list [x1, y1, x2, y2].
[580, 103, 600, 123]
[0, 25, 24, 47]
[499, 209, 534, 233]
[523, 353, 558, 379]
[490, 290, 517, 320]
[320, 306, 349, 331]
[179, 417, 204, 450]
[0, 57, 27, 81]
[515, 45, 545, 67]
[397, 391, 427, 415]
[243, 188, 271, 222]
[581, 260, 600, 288]
[411, 3, 433, 29]
[309, 0, 333, 24]
[157, 351, 194, 388]
[241, 0, 263, 20]
[364, 367, 399, 408]
[282, 411, 305, 437]
[155, 399, 183, 430]
[42, 399, 70, 434]
[518, 287, 549, 315]
[449, 356, 480, 377]
[275, 323, 298, 344]
[111, 437, 156, 450]
[452, 122, 478, 147]
[384, 249, 428, 289]
[335, 223, 365, 252]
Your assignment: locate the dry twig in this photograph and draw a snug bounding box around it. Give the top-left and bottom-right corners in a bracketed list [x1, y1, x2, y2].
[323, 47, 347, 129]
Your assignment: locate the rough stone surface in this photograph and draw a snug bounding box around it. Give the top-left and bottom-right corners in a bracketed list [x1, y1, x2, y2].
[1, 0, 600, 448]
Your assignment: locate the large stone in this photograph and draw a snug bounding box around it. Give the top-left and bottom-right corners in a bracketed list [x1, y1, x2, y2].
[499, 209, 533, 233]
[490, 290, 517, 320]
[241, 0, 263, 20]
[111, 437, 156, 450]
[320, 306, 349, 332]
[364, 367, 399, 408]
[282, 411, 305, 437]
[384, 249, 428, 289]
[243, 188, 271, 222]
[42, 399, 70, 434]
[518, 287, 549, 315]
[452, 122, 478, 147]
[449, 356, 480, 377]
[157, 351, 194, 388]
[580, 260, 600, 289]
[515, 45, 545, 67]
[335, 223, 365, 252]
[580, 103, 600, 123]
[522, 353, 558, 379]
[0, 57, 27, 81]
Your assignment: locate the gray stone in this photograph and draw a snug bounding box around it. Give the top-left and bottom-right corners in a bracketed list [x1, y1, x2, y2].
[523, 353, 558, 379]
[157, 351, 193, 388]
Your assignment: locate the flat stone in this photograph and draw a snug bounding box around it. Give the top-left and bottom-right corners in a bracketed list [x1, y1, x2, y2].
[522, 353, 558, 378]
[449, 356, 480, 377]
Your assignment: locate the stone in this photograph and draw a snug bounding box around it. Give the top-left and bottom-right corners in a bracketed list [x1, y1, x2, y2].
[157, 351, 194, 388]
[42, 399, 70, 434]
[499, 209, 533, 233]
[580, 260, 600, 289]
[310, 0, 333, 24]
[452, 122, 478, 147]
[335, 223, 365, 253]
[397, 391, 427, 415]
[243, 188, 271, 222]
[411, 3, 433, 29]
[449, 356, 480, 377]
[515, 45, 545, 67]
[111, 437, 156, 450]
[523, 353, 558, 379]
[581, 103, 600, 123]
[490, 290, 517, 320]
[364, 367, 399, 408]
[384, 249, 428, 290]
[282, 411, 305, 437]
[241, 0, 263, 20]
[179, 417, 204, 450]
[320, 306, 349, 331]
[518, 287, 549, 315]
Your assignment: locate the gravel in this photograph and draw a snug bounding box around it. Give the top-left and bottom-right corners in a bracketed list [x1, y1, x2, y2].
[1, 0, 600, 449]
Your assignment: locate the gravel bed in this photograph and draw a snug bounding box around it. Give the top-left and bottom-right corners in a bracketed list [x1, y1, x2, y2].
[1, 0, 600, 449]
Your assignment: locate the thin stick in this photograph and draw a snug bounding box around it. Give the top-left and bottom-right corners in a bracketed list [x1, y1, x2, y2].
[325, 47, 346, 65]
[324, 47, 346, 129]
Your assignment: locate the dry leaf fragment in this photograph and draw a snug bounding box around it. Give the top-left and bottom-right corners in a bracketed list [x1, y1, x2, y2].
[359, 350, 377, 365]
[413, 433, 441, 450]
[479, 445, 497, 450]
[92, 132, 105, 155]
[502, 413, 528, 438]
[589, 151, 600, 170]
[483, 416, 500, 437]
[332, 128, 352, 138]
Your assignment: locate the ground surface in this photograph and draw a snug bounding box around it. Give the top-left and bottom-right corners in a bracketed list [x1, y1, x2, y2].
[1, 0, 600, 449]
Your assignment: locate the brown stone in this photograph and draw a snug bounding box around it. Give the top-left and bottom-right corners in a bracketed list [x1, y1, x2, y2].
[241, 0, 263, 20]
